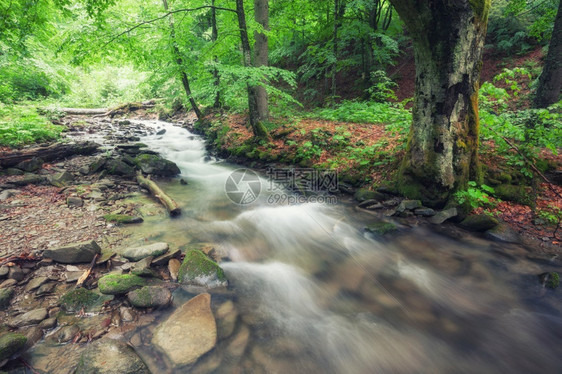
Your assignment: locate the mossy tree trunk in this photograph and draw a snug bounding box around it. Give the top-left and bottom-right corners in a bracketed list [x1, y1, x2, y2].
[533, 0, 562, 109]
[389, 0, 490, 207]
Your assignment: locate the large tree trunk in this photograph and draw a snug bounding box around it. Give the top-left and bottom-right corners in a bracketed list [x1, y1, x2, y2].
[389, 0, 490, 206]
[533, 0, 562, 108]
[162, 0, 203, 120]
[0, 142, 99, 168]
[211, 0, 222, 109]
[253, 0, 269, 120]
[236, 0, 269, 138]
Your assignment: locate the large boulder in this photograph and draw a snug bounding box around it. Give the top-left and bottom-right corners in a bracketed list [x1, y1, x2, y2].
[75, 339, 150, 374]
[104, 159, 135, 177]
[178, 250, 227, 288]
[0, 333, 27, 362]
[42, 240, 101, 264]
[152, 293, 217, 366]
[485, 223, 521, 244]
[48, 171, 73, 187]
[98, 274, 146, 295]
[121, 242, 168, 261]
[135, 154, 180, 177]
[127, 286, 172, 308]
[460, 214, 499, 232]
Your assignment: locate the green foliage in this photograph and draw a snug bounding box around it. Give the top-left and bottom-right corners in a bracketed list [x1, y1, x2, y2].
[536, 205, 562, 226]
[367, 70, 398, 102]
[0, 104, 64, 147]
[454, 181, 497, 211]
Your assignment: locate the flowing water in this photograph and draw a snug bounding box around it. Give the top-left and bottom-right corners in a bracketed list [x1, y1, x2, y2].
[27, 120, 562, 373]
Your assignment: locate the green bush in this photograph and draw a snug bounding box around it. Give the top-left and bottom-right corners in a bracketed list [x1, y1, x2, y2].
[0, 104, 64, 147]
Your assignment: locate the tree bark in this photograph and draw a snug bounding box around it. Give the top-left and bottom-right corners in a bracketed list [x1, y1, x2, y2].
[533, 0, 562, 108]
[253, 0, 269, 120]
[211, 0, 222, 109]
[236, 0, 269, 138]
[332, 0, 339, 98]
[389, 0, 490, 206]
[0, 141, 99, 168]
[59, 108, 108, 115]
[137, 172, 181, 217]
[162, 0, 203, 120]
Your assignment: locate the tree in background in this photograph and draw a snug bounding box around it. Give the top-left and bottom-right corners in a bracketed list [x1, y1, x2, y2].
[254, 0, 269, 120]
[389, 0, 491, 206]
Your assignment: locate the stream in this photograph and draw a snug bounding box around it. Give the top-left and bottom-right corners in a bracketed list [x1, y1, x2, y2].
[27, 119, 562, 373]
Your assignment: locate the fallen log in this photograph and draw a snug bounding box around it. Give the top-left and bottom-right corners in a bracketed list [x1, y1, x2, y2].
[0, 141, 99, 168]
[137, 172, 181, 217]
[59, 108, 108, 115]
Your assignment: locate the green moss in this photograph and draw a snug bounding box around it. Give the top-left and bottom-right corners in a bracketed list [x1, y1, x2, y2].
[0, 288, 14, 310]
[98, 274, 146, 295]
[545, 272, 559, 289]
[103, 214, 138, 223]
[469, 0, 491, 22]
[178, 249, 226, 284]
[365, 221, 398, 236]
[59, 288, 100, 313]
[495, 184, 533, 205]
[0, 333, 27, 361]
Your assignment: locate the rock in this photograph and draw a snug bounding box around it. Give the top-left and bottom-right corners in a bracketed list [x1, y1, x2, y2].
[226, 324, 250, 359]
[67, 196, 83, 207]
[156, 129, 166, 135]
[88, 157, 107, 174]
[0, 279, 17, 288]
[104, 159, 136, 177]
[0, 288, 14, 309]
[414, 207, 435, 217]
[180, 179, 188, 185]
[485, 223, 521, 244]
[178, 250, 227, 288]
[39, 317, 57, 329]
[539, 272, 559, 289]
[354, 189, 387, 202]
[121, 242, 168, 261]
[60, 288, 103, 313]
[152, 293, 216, 366]
[152, 248, 181, 266]
[98, 274, 146, 295]
[0, 189, 20, 202]
[48, 171, 73, 187]
[16, 157, 44, 172]
[396, 199, 422, 212]
[215, 300, 238, 339]
[0, 266, 8, 278]
[365, 221, 398, 236]
[79, 166, 90, 175]
[43, 240, 101, 264]
[24, 326, 44, 350]
[64, 271, 83, 283]
[460, 214, 499, 232]
[36, 282, 56, 296]
[0, 333, 27, 362]
[495, 184, 533, 205]
[119, 307, 135, 322]
[134, 154, 180, 177]
[54, 325, 80, 343]
[127, 286, 172, 308]
[5, 168, 24, 176]
[429, 208, 458, 224]
[131, 257, 158, 277]
[7, 308, 48, 328]
[75, 338, 150, 374]
[8, 266, 24, 281]
[168, 258, 181, 281]
[103, 214, 143, 224]
[25, 276, 49, 292]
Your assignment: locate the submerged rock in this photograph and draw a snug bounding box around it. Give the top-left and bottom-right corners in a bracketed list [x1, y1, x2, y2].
[429, 207, 458, 224]
[134, 154, 180, 177]
[365, 221, 398, 236]
[98, 274, 146, 295]
[75, 339, 150, 374]
[127, 286, 172, 308]
[121, 242, 169, 261]
[539, 272, 559, 289]
[178, 250, 227, 288]
[485, 223, 521, 244]
[43, 240, 101, 264]
[460, 214, 499, 232]
[0, 333, 27, 363]
[152, 293, 217, 366]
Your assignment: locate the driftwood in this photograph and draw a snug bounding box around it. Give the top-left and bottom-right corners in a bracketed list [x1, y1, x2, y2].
[0, 141, 99, 168]
[59, 100, 159, 117]
[137, 172, 181, 217]
[76, 253, 99, 288]
[59, 108, 108, 115]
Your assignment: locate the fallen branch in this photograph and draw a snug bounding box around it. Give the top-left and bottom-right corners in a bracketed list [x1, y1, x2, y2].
[76, 253, 99, 288]
[59, 108, 108, 115]
[0, 141, 99, 168]
[137, 172, 181, 217]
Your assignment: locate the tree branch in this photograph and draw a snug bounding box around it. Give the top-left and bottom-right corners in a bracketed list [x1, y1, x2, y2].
[102, 6, 237, 47]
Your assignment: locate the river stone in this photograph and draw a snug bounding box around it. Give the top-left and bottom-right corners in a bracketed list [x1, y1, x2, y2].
[13, 173, 46, 186]
[414, 207, 436, 217]
[36, 282, 56, 296]
[67, 196, 83, 207]
[152, 248, 181, 266]
[127, 286, 172, 308]
[429, 208, 458, 224]
[104, 159, 136, 177]
[8, 308, 48, 328]
[25, 276, 49, 292]
[0, 189, 20, 202]
[0, 333, 27, 362]
[0, 288, 14, 309]
[460, 214, 499, 232]
[131, 257, 158, 277]
[43, 240, 101, 264]
[16, 157, 44, 172]
[25, 326, 44, 350]
[152, 293, 217, 366]
[98, 274, 146, 295]
[121, 242, 168, 261]
[88, 157, 107, 174]
[396, 199, 422, 212]
[0, 266, 8, 278]
[75, 338, 150, 374]
[8, 266, 24, 281]
[168, 258, 181, 281]
[354, 188, 387, 202]
[39, 317, 57, 329]
[60, 288, 103, 313]
[365, 221, 397, 236]
[48, 171, 73, 187]
[485, 223, 521, 244]
[134, 154, 180, 177]
[178, 250, 227, 288]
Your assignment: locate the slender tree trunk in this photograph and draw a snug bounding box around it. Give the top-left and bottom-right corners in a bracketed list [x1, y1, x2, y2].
[332, 0, 339, 98]
[254, 0, 269, 120]
[389, 0, 490, 206]
[211, 0, 222, 109]
[533, 0, 562, 108]
[162, 0, 202, 119]
[235, 0, 269, 138]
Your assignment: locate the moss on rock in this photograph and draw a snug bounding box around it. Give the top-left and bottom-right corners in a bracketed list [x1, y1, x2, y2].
[365, 221, 398, 236]
[0, 333, 27, 362]
[178, 250, 227, 288]
[59, 288, 100, 313]
[98, 274, 147, 295]
[103, 214, 143, 224]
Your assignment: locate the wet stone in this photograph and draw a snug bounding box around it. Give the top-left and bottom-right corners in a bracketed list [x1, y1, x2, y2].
[168, 258, 181, 282]
[0, 333, 27, 362]
[485, 223, 522, 244]
[429, 208, 458, 224]
[460, 214, 499, 232]
[43, 240, 101, 264]
[25, 276, 49, 292]
[8, 266, 24, 281]
[0, 266, 8, 279]
[127, 286, 172, 308]
[24, 326, 44, 350]
[75, 338, 150, 374]
[8, 308, 48, 328]
[0, 279, 17, 288]
[121, 242, 169, 261]
[98, 274, 146, 295]
[39, 317, 57, 329]
[0, 288, 14, 309]
[54, 325, 80, 343]
[178, 249, 227, 288]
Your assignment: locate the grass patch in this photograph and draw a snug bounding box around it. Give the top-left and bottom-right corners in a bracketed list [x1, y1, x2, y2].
[0, 103, 64, 147]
